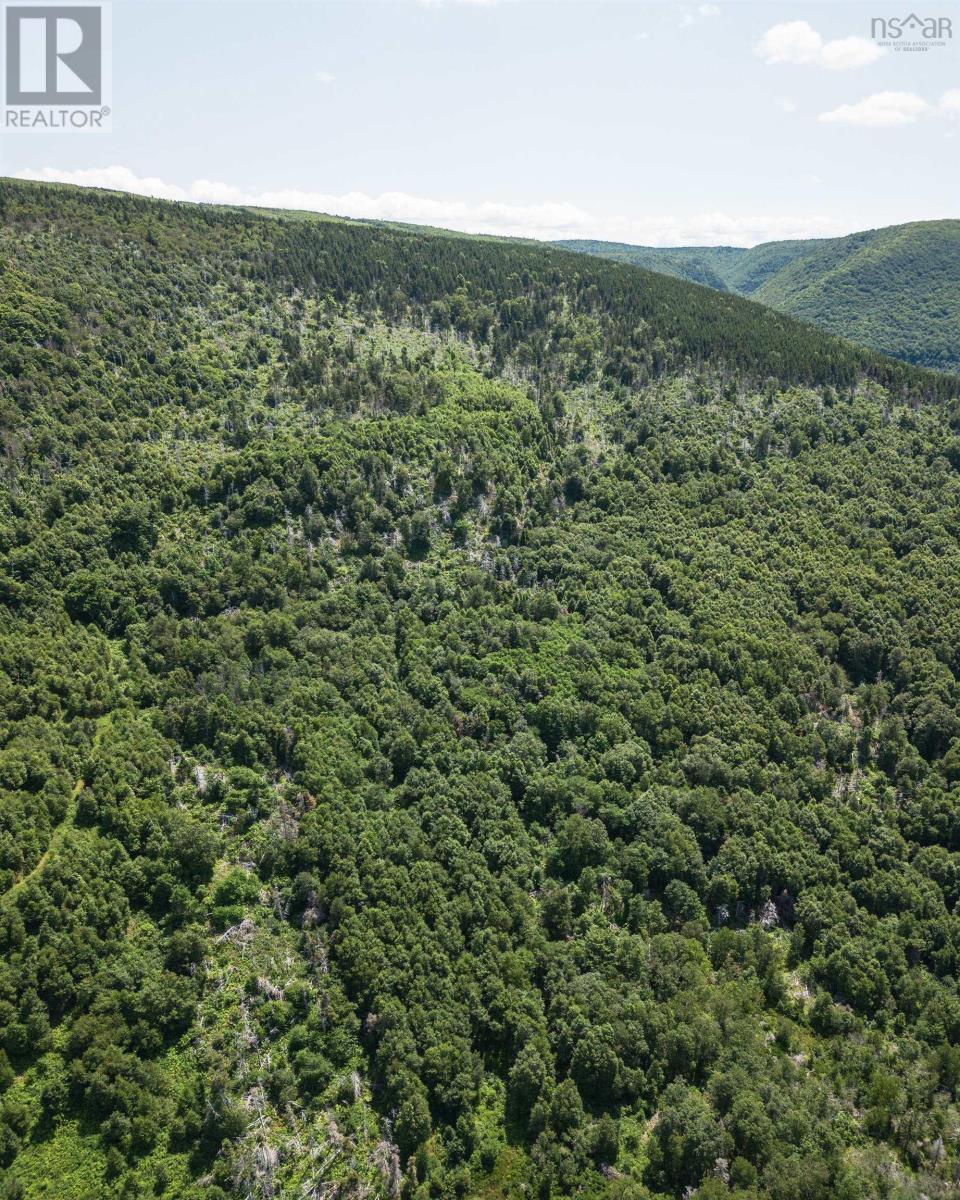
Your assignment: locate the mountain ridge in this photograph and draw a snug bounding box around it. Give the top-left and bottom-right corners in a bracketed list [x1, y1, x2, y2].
[555, 219, 960, 372]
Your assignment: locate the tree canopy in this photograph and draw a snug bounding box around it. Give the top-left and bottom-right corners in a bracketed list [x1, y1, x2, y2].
[0, 178, 959, 1200]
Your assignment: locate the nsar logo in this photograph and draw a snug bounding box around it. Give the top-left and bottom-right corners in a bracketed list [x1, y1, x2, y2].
[871, 13, 953, 43]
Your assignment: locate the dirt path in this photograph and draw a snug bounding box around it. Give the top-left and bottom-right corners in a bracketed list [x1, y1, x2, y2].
[3, 778, 82, 903]
[3, 714, 109, 904]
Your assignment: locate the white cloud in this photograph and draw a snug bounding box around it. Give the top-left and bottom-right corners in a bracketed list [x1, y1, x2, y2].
[678, 4, 720, 30]
[757, 20, 821, 64]
[777, 98, 798, 113]
[818, 36, 884, 71]
[23, 165, 191, 201]
[756, 21, 883, 70]
[315, 70, 335, 85]
[817, 90, 960, 127]
[819, 91, 930, 127]
[13, 164, 853, 248]
[940, 89, 960, 118]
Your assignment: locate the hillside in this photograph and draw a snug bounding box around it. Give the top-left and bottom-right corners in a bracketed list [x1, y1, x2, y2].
[557, 221, 960, 371]
[2, 178, 960, 1200]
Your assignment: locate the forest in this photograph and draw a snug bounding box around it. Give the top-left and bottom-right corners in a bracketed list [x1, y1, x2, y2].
[558, 221, 960, 373]
[1, 178, 960, 1199]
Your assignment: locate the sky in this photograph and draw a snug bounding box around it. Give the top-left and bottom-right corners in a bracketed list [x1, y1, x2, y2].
[1, 0, 958, 246]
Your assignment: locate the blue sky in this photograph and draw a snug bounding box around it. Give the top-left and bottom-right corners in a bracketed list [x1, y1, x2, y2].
[2, 0, 958, 245]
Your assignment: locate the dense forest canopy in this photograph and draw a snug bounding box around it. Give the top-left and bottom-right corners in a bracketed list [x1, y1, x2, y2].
[557, 221, 960, 373]
[1, 178, 960, 1200]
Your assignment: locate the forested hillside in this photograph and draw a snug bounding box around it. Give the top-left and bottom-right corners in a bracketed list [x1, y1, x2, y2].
[558, 221, 960, 372]
[2, 178, 960, 1200]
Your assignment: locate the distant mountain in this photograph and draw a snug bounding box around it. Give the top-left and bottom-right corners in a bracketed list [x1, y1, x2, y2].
[557, 221, 960, 371]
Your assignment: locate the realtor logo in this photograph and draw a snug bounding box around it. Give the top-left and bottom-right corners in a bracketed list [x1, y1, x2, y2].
[6, 5, 100, 103]
[3, 3, 111, 129]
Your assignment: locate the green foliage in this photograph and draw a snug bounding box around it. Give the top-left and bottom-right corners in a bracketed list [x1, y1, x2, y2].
[559, 220, 960, 371]
[0, 178, 958, 1200]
